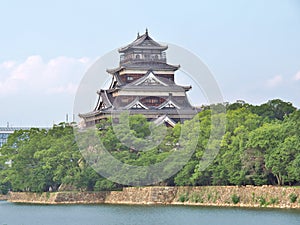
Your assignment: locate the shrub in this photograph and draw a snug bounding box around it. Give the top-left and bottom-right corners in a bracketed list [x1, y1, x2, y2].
[251, 192, 255, 202]
[190, 193, 203, 203]
[46, 192, 51, 199]
[269, 197, 279, 205]
[231, 194, 240, 204]
[212, 191, 219, 203]
[289, 193, 298, 203]
[0, 182, 11, 195]
[94, 179, 117, 191]
[207, 193, 212, 201]
[178, 193, 189, 202]
[258, 196, 268, 207]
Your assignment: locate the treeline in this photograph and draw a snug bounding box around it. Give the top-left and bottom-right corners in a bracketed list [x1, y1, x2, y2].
[0, 99, 299, 194]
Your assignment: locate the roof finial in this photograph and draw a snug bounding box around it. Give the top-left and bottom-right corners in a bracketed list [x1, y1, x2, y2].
[137, 32, 140, 38]
[145, 28, 148, 35]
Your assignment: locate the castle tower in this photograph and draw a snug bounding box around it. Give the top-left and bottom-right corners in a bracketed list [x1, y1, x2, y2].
[79, 30, 198, 127]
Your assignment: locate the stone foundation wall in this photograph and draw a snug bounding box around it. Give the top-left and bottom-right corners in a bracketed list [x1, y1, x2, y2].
[8, 186, 300, 208]
[8, 192, 109, 204]
[0, 194, 8, 201]
[173, 186, 300, 208]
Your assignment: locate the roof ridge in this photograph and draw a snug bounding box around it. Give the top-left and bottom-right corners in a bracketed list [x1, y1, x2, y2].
[118, 30, 167, 53]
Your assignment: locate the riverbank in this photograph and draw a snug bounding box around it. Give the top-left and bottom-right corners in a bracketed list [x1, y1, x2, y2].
[7, 186, 300, 208]
[0, 194, 8, 201]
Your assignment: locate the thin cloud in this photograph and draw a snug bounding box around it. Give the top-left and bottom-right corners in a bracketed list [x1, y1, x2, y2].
[0, 55, 92, 96]
[266, 75, 283, 88]
[47, 83, 78, 95]
[0, 79, 17, 95]
[0, 61, 16, 69]
[293, 71, 300, 81]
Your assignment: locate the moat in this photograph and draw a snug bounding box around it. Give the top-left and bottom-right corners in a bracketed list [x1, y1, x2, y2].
[0, 201, 299, 225]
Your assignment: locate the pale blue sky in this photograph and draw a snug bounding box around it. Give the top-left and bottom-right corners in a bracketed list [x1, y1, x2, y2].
[0, 0, 299, 126]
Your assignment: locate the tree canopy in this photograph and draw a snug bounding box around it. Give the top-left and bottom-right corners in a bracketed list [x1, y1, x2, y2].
[0, 99, 299, 194]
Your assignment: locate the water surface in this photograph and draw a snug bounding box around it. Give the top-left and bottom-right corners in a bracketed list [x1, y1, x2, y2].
[0, 201, 299, 225]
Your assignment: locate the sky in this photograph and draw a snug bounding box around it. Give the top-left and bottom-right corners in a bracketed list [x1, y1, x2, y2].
[0, 0, 299, 127]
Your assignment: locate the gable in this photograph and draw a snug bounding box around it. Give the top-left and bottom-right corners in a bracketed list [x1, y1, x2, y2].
[158, 100, 180, 109]
[135, 72, 167, 86]
[152, 115, 176, 127]
[131, 102, 148, 109]
[124, 99, 149, 110]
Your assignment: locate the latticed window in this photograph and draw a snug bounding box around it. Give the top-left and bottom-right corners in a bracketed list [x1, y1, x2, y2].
[141, 97, 165, 107]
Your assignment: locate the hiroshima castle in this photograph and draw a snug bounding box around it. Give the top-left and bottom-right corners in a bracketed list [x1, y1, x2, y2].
[79, 30, 198, 127]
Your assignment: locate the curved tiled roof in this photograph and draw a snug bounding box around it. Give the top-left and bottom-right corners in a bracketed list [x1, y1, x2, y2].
[94, 90, 113, 111]
[118, 30, 167, 53]
[122, 70, 191, 92]
[107, 61, 179, 74]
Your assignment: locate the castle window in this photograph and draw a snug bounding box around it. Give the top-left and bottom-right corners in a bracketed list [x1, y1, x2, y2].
[135, 54, 140, 59]
[127, 76, 133, 81]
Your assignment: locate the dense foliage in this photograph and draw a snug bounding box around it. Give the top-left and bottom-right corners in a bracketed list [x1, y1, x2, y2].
[0, 99, 299, 193]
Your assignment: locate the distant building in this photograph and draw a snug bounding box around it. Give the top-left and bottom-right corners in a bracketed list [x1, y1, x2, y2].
[79, 30, 198, 127]
[0, 127, 31, 147]
[0, 126, 50, 148]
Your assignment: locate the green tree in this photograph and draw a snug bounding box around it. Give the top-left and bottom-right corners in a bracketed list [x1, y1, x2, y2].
[250, 99, 296, 121]
[0, 124, 82, 192]
[266, 136, 300, 185]
[246, 122, 286, 185]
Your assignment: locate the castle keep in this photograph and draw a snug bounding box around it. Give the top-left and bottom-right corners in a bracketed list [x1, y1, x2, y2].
[79, 30, 198, 127]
